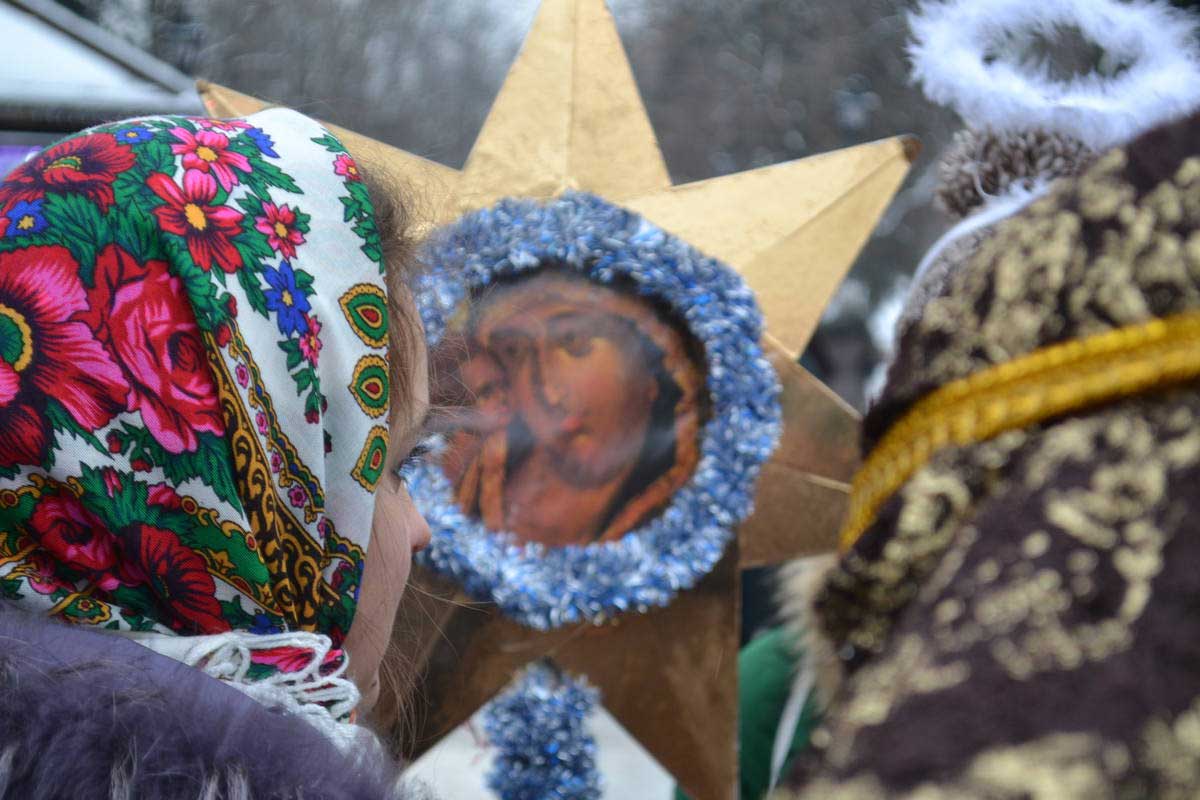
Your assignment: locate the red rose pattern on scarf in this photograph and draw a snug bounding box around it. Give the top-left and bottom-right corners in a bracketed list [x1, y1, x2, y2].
[0, 111, 390, 644]
[82, 244, 226, 454]
[1, 133, 136, 213]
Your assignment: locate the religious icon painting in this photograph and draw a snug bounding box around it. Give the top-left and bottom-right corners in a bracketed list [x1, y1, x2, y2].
[195, 0, 915, 791]
[435, 269, 706, 548]
[409, 193, 782, 630]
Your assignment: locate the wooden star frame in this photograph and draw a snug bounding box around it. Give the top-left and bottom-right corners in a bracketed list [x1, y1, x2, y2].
[198, 1, 913, 796]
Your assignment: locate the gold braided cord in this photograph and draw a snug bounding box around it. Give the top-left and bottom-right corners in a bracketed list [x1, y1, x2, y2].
[839, 310, 1200, 553]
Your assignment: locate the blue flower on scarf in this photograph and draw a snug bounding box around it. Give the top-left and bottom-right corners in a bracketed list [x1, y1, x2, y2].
[263, 261, 311, 335]
[4, 200, 47, 238]
[246, 127, 278, 158]
[115, 126, 154, 144]
[249, 612, 283, 635]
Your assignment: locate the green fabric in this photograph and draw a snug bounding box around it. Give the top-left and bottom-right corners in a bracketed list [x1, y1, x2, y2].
[675, 626, 820, 800]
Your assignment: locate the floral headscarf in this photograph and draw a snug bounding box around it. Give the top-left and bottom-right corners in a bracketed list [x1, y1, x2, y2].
[0, 109, 390, 648]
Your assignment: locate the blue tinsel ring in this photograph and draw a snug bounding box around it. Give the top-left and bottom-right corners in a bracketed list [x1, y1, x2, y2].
[411, 192, 782, 630]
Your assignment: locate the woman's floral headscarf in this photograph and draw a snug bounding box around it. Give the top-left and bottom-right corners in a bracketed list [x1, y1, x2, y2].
[0, 109, 390, 648]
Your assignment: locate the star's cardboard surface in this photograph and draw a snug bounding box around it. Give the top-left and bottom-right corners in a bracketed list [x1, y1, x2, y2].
[199, 2, 912, 796]
[456, 0, 670, 206]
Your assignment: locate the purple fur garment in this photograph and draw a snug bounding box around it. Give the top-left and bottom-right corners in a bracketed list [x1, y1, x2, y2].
[0, 606, 418, 800]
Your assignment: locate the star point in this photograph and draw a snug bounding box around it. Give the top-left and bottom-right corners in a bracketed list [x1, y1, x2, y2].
[459, 0, 671, 207]
[196, 1, 913, 795]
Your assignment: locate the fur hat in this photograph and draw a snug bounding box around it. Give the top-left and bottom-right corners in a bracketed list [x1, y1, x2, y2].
[894, 0, 1200, 345]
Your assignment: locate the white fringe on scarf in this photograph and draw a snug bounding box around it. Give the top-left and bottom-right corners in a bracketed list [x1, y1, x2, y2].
[120, 629, 374, 755]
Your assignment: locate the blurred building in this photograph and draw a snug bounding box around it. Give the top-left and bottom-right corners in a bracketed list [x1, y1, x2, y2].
[0, 0, 200, 175]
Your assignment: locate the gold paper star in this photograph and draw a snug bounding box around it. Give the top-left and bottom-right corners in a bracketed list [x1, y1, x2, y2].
[199, 2, 912, 795]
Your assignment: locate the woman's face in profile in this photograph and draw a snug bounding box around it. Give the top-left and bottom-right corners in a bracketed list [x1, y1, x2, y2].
[343, 289, 431, 714]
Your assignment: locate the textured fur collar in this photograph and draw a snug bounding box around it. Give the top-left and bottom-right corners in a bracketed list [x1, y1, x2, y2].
[0, 607, 423, 800]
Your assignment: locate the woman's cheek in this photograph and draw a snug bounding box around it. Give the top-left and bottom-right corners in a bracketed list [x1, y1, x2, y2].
[343, 484, 418, 708]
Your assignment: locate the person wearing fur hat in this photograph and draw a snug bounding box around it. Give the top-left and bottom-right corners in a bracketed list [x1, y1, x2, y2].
[773, 1, 1200, 797]
[0, 108, 434, 799]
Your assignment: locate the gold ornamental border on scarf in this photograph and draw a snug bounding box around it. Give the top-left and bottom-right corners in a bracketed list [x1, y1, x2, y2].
[840, 309, 1200, 553]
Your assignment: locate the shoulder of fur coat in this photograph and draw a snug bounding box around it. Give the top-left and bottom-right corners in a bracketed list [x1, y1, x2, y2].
[0, 606, 431, 800]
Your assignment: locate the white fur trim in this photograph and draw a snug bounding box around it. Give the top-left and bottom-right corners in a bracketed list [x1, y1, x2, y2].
[909, 0, 1200, 149]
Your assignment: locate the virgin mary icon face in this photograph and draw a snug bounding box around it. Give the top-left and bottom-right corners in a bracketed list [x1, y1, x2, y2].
[434, 270, 706, 548]
[487, 304, 661, 487]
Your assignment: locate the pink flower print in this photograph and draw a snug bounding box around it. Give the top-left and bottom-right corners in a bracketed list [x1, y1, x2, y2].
[299, 315, 322, 366]
[25, 553, 70, 595]
[236, 363, 249, 388]
[84, 245, 224, 454]
[147, 482, 183, 511]
[250, 645, 314, 674]
[320, 647, 346, 676]
[270, 451, 282, 474]
[169, 127, 250, 192]
[146, 171, 243, 274]
[333, 153, 361, 181]
[0, 246, 127, 468]
[255, 411, 268, 435]
[28, 489, 121, 587]
[288, 485, 306, 508]
[189, 118, 252, 133]
[102, 467, 123, 498]
[254, 202, 306, 260]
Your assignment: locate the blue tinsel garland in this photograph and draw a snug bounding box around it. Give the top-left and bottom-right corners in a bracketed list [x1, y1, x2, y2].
[484, 665, 602, 800]
[411, 192, 781, 629]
